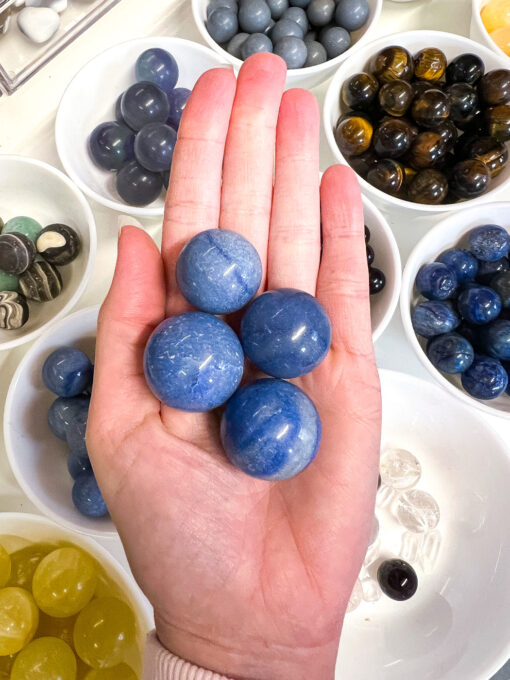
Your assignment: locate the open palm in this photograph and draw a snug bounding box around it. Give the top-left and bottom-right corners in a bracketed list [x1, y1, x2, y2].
[88, 54, 381, 680]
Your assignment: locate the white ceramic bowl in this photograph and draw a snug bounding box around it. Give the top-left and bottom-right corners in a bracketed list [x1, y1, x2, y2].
[338, 369, 510, 680]
[324, 30, 510, 215]
[3, 305, 115, 536]
[0, 156, 96, 352]
[401, 201, 510, 420]
[191, 0, 383, 91]
[56, 37, 229, 218]
[0, 512, 152, 675]
[470, 0, 510, 62]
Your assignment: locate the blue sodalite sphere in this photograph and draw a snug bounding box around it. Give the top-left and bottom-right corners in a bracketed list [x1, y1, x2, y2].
[220, 378, 321, 481]
[334, 0, 369, 31]
[206, 8, 239, 43]
[426, 332, 474, 373]
[176, 229, 262, 314]
[481, 319, 510, 360]
[271, 18, 304, 42]
[469, 224, 510, 262]
[411, 300, 460, 338]
[241, 33, 274, 58]
[47, 395, 90, 441]
[144, 312, 244, 411]
[120, 82, 170, 131]
[167, 87, 191, 129]
[492, 271, 510, 308]
[116, 161, 163, 206]
[476, 257, 509, 285]
[241, 288, 331, 378]
[72, 472, 108, 518]
[457, 285, 502, 324]
[42, 348, 93, 397]
[239, 0, 272, 32]
[135, 48, 179, 95]
[88, 122, 135, 172]
[436, 248, 478, 282]
[461, 354, 508, 399]
[274, 36, 308, 68]
[416, 262, 458, 300]
[68, 448, 92, 480]
[134, 123, 177, 173]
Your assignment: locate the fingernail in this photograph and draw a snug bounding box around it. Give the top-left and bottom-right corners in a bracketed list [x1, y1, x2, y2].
[117, 214, 143, 235]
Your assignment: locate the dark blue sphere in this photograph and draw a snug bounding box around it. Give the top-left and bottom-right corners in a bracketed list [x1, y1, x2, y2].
[42, 347, 93, 398]
[220, 378, 321, 481]
[475, 257, 510, 285]
[176, 228, 262, 314]
[469, 224, 510, 262]
[167, 87, 191, 129]
[120, 81, 170, 131]
[144, 312, 244, 412]
[436, 248, 478, 282]
[116, 161, 163, 206]
[72, 472, 108, 518]
[114, 93, 131, 128]
[88, 122, 135, 172]
[481, 319, 510, 360]
[135, 48, 179, 95]
[457, 285, 502, 324]
[411, 300, 460, 338]
[491, 270, 510, 308]
[426, 332, 474, 373]
[415, 262, 458, 300]
[134, 123, 177, 173]
[461, 354, 508, 399]
[68, 448, 92, 480]
[47, 396, 90, 441]
[456, 320, 485, 353]
[241, 288, 331, 378]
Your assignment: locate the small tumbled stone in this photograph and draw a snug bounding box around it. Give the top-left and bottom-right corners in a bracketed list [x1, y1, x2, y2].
[17, 6, 60, 43]
[19, 260, 62, 302]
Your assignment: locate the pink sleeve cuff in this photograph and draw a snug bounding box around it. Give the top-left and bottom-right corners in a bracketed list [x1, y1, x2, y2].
[144, 632, 233, 680]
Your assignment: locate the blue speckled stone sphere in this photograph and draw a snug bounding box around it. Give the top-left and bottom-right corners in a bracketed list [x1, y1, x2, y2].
[135, 48, 179, 95]
[305, 40, 327, 66]
[461, 354, 508, 399]
[241, 288, 331, 378]
[426, 332, 474, 373]
[167, 87, 191, 130]
[207, 0, 238, 17]
[176, 229, 262, 314]
[334, 0, 369, 31]
[88, 122, 135, 172]
[227, 32, 249, 57]
[239, 0, 272, 32]
[207, 8, 239, 43]
[411, 300, 460, 338]
[268, 0, 289, 19]
[457, 285, 502, 324]
[144, 312, 244, 411]
[134, 123, 177, 173]
[116, 161, 163, 206]
[290, 0, 310, 6]
[47, 396, 90, 441]
[120, 82, 170, 131]
[242, 33, 273, 58]
[221, 378, 321, 480]
[283, 6, 308, 31]
[320, 25, 350, 58]
[72, 472, 108, 518]
[416, 262, 458, 300]
[476, 257, 509, 285]
[68, 448, 92, 480]
[469, 224, 510, 262]
[42, 348, 93, 398]
[437, 248, 478, 282]
[66, 405, 89, 452]
[481, 319, 510, 360]
[274, 36, 307, 67]
[307, 0, 335, 27]
[271, 18, 304, 42]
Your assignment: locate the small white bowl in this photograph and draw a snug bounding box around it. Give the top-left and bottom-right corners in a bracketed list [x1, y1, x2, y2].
[0, 156, 96, 352]
[3, 305, 115, 537]
[56, 37, 230, 218]
[338, 369, 510, 680]
[191, 0, 383, 91]
[401, 201, 510, 420]
[0, 512, 153, 675]
[323, 30, 510, 215]
[470, 0, 510, 62]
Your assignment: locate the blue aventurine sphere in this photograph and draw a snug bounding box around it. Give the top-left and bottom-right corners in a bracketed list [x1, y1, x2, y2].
[42, 347, 93, 397]
[120, 81, 170, 131]
[135, 48, 179, 94]
[461, 354, 508, 399]
[469, 224, 510, 262]
[436, 248, 478, 282]
[334, 0, 369, 31]
[88, 122, 135, 172]
[221, 378, 321, 481]
[411, 300, 460, 338]
[481, 319, 510, 360]
[47, 395, 90, 441]
[72, 472, 108, 517]
[176, 229, 262, 314]
[241, 288, 331, 378]
[144, 312, 244, 411]
[416, 262, 458, 300]
[134, 123, 177, 173]
[68, 448, 92, 480]
[457, 285, 502, 324]
[426, 332, 474, 373]
[116, 161, 163, 206]
[167, 87, 191, 129]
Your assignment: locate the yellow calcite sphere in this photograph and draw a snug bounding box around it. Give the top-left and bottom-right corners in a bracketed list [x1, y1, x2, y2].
[481, 0, 510, 33]
[491, 26, 510, 55]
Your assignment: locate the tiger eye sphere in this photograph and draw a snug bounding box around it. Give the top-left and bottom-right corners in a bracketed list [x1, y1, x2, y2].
[341, 72, 379, 111]
[378, 80, 414, 117]
[449, 159, 491, 198]
[411, 89, 450, 128]
[369, 45, 414, 83]
[407, 168, 449, 204]
[484, 105, 510, 142]
[334, 115, 373, 156]
[412, 80, 434, 99]
[445, 82, 478, 126]
[408, 131, 446, 170]
[446, 53, 485, 85]
[436, 119, 458, 152]
[479, 69, 510, 107]
[413, 47, 447, 82]
[462, 135, 508, 178]
[373, 118, 413, 158]
[348, 149, 379, 178]
[366, 158, 405, 195]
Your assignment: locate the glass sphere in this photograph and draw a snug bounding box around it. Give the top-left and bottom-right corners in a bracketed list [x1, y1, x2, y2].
[0, 586, 39, 655]
[0, 545, 11, 588]
[7, 543, 55, 590]
[10, 636, 77, 680]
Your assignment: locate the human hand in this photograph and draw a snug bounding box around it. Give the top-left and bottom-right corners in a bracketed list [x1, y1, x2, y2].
[87, 53, 381, 680]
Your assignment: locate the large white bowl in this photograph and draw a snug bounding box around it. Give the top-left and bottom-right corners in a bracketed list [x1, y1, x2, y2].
[338, 369, 510, 680]
[401, 201, 510, 420]
[191, 0, 383, 91]
[0, 156, 96, 351]
[3, 305, 114, 537]
[323, 30, 510, 215]
[470, 0, 510, 62]
[56, 37, 230, 218]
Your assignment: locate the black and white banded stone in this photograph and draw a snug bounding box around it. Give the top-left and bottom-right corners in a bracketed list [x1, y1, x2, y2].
[19, 260, 62, 302]
[0, 232, 36, 275]
[0, 291, 29, 330]
[36, 223, 81, 266]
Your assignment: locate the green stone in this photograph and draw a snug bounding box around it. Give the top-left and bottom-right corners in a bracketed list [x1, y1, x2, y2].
[0, 269, 19, 292]
[3, 216, 42, 242]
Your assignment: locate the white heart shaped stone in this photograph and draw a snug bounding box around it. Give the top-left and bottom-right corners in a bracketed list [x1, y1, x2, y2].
[25, 0, 67, 13]
[17, 6, 60, 43]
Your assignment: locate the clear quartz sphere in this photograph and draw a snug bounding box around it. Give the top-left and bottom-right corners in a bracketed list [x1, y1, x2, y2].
[347, 579, 363, 612]
[380, 448, 422, 490]
[396, 489, 440, 533]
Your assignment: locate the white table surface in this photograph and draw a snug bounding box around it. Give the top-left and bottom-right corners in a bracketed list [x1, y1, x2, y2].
[0, 0, 509, 677]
